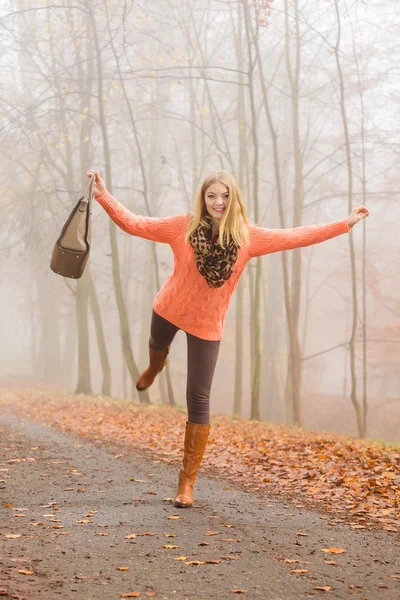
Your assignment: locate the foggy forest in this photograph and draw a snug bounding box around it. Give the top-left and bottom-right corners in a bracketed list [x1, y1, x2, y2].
[1, 0, 398, 442]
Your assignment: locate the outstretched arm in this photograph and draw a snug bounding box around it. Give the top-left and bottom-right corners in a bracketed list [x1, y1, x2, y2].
[88, 170, 186, 244]
[248, 206, 370, 258]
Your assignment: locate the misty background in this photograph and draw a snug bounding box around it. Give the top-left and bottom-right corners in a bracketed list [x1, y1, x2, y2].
[0, 0, 398, 442]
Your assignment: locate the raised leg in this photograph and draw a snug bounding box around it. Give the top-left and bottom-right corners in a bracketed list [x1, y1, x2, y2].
[136, 310, 179, 391]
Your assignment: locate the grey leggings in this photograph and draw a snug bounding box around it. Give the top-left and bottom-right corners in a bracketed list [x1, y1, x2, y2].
[149, 310, 220, 425]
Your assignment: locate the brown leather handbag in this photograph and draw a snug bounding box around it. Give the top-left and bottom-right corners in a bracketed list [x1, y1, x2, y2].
[50, 173, 94, 279]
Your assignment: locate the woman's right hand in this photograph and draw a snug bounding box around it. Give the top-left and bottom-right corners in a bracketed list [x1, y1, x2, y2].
[87, 169, 106, 197]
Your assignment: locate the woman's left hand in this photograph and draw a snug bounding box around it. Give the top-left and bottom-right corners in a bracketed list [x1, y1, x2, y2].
[347, 206, 370, 229]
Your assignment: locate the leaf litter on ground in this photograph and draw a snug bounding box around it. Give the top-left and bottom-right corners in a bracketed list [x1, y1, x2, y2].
[1, 388, 399, 530]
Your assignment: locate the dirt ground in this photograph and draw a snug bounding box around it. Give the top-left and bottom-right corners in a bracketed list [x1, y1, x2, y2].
[0, 412, 399, 600]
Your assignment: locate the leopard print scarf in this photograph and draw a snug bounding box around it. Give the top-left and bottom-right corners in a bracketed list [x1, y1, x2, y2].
[188, 216, 239, 288]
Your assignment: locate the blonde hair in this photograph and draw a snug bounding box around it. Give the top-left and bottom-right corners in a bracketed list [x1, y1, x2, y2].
[185, 170, 249, 249]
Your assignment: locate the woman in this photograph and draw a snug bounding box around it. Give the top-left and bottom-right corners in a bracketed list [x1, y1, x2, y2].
[87, 168, 370, 509]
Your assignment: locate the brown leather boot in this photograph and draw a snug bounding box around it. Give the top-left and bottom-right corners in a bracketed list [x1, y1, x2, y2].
[136, 343, 170, 391]
[174, 421, 210, 508]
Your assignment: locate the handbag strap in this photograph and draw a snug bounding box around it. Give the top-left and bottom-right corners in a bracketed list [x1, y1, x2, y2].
[81, 172, 95, 205]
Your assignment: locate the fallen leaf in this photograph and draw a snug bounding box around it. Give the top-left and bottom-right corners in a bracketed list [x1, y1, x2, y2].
[205, 531, 219, 536]
[324, 560, 337, 566]
[284, 559, 300, 563]
[168, 515, 181, 520]
[18, 569, 34, 575]
[291, 569, 309, 574]
[161, 545, 180, 549]
[77, 520, 92, 524]
[198, 542, 210, 546]
[321, 547, 346, 554]
[220, 555, 240, 561]
[230, 590, 247, 594]
[120, 593, 141, 598]
[5, 534, 21, 539]
[164, 534, 176, 538]
[314, 586, 331, 592]
[95, 532, 108, 536]
[295, 532, 309, 537]
[205, 559, 220, 564]
[185, 561, 206, 566]
[144, 593, 156, 598]
[119, 567, 129, 571]
[173, 556, 188, 561]
[125, 534, 137, 539]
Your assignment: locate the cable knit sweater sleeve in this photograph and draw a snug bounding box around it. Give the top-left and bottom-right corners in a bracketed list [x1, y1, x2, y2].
[94, 189, 187, 243]
[248, 219, 350, 258]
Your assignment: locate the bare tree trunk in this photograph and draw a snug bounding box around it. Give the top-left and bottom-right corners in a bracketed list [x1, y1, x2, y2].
[352, 21, 368, 437]
[334, 0, 364, 437]
[242, 0, 261, 421]
[73, 5, 94, 396]
[90, 9, 150, 404]
[75, 268, 92, 394]
[251, 0, 302, 427]
[29, 280, 39, 376]
[87, 267, 112, 396]
[227, 2, 248, 417]
[62, 308, 76, 387]
[35, 271, 62, 384]
[284, 0, 303, 426]
[233, 279, 244, 417]
[362, 221, 367, 436]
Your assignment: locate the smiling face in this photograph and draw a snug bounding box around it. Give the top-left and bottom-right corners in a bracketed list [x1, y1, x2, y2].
[204, 182, 229, 230]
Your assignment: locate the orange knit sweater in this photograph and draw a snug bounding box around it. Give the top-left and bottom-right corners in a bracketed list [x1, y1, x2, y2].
[95, 189, 350, 341]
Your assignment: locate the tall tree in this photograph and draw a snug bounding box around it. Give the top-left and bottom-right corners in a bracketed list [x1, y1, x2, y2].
[89, 8, 150, 403]
[333, 0, 364, 437]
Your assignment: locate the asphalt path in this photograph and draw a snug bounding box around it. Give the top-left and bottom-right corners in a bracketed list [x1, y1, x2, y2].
[0, 413, 399, 600]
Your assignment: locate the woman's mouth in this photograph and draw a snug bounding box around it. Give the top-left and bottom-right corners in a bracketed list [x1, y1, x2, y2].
[214, 207, 225, 213]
